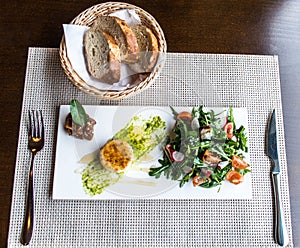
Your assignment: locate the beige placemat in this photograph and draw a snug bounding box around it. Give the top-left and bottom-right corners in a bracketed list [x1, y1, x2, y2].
[8, 47, 293, 247]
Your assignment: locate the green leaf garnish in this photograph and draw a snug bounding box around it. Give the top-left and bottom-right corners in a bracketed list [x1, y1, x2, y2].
[70, 99, 88, 127]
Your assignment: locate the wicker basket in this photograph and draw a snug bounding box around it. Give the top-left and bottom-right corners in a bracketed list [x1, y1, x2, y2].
[59, 2, 167, 100]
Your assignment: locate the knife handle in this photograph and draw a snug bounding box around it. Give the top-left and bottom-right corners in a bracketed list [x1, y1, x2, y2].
[271, 173, 289, 247]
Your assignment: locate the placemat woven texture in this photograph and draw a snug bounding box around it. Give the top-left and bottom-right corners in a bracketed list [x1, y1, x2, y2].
[8, 48, 293, 247]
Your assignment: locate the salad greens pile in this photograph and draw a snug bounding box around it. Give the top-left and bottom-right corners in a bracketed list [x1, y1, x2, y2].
[149, 106, 251, 189]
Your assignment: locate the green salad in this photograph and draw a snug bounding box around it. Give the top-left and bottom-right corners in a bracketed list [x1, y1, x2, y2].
[149, 106, 251, 190]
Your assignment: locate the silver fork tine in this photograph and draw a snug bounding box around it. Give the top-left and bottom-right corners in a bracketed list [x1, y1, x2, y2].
[28, 111, 33, 138]
[34, 111, 39, 138]
[30, 110, 43, 139]
[39, 110, 44, 139]
[30, 111, 35, 138]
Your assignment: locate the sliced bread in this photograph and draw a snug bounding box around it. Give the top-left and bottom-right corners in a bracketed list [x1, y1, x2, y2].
[128, 24, 159, 73]
[84, 26, 121, 84]
[93, 16, 139, 63]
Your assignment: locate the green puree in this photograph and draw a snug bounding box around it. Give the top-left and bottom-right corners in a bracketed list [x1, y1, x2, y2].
[82, 159, 123, 196]
[81, 115, 166, 196]
[113, 115, 166, 162]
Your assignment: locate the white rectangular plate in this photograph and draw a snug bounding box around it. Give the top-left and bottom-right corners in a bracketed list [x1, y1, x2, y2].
[53, 105, 252, 200]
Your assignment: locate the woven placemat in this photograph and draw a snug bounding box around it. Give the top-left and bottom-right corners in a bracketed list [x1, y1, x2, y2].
[8, 48, 293, 247]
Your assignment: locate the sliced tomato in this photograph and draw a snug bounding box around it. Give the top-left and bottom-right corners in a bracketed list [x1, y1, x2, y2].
[231, 155, 248, 169]
[176, 111, 193, 122]
[226, 170, 244, 185]
[224, 122, 234, 139]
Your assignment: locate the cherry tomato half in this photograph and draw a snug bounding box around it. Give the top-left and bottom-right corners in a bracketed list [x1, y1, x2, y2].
[226, 170, 244, 185]
[231, 155, 248, 169]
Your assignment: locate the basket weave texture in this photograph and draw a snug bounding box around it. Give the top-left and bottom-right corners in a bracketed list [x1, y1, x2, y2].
[59, 2, 167, 100]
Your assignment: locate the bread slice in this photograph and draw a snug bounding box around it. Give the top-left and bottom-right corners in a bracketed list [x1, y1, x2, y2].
[84, 27, 121, 84]
[93, 16, 139, 63]
[129, 24, 159, 73]
[99, 140, 133, 172]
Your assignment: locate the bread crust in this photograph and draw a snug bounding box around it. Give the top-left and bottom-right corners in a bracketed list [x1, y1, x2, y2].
[129, 25, 159, 73]
[94, 16, 139, 63]
[115, 17, 139, 63]
[100, 31, 121, 83]
[99, 140, 133, 172]
[144, 26, 159, 71]
[83, 27, 121, 84]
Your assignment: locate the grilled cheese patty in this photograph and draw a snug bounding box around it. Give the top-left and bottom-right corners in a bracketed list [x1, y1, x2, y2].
[99, 140, 133, 172]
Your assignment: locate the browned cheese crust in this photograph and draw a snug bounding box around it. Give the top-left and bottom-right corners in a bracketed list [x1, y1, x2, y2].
[99, 140, 133, 172]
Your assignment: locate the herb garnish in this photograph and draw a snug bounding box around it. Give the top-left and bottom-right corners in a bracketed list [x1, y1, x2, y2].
[70, 99, 88, 127]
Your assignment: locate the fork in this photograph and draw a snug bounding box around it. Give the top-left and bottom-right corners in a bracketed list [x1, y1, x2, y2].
[20, 110, 44, 246]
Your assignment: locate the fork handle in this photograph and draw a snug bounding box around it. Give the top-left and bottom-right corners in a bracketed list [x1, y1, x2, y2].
[20, 154, 35, 245]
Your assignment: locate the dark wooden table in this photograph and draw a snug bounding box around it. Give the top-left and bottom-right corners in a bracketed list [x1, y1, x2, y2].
[1, 0, 299, 247]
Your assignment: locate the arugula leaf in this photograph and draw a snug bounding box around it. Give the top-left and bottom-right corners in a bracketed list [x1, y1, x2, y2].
[227, 106, 235, 123]
[194, 106, 211, 127]
[235, 126, 248, 152]
[236, 168, 251, 176]
[70, 99, 88, 127]
[170, 106, 178, 116]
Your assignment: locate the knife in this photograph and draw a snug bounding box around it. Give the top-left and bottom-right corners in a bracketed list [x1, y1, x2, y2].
[267, 108, 289, 247]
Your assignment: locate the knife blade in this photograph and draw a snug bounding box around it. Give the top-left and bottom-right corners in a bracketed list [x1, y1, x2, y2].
[267, 108, 289, 247]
